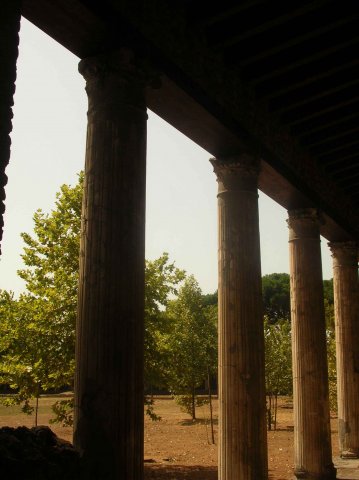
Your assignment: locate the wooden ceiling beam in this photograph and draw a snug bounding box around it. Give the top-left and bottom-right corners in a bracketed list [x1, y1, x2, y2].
[237, 17, 357, 68]
[260, 60, 359, 101]
[322, 153, 359, 168]
[316, 140, 359, 160]
[271, 79, 359, 114]
[210, 1, 328, 49]
[295, 112, 359, 138]
[190, 0, 265, 27]
[307, 127, 359, 150]
[251, 37, 359, 86]
[284, 96, 359, 126]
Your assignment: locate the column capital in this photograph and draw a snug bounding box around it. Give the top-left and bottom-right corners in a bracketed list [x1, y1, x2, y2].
[287, 208, 323, 241]
[328, 240, 358, 267]
[210, 153, 260, 193]
[79, 48, 153, 83]
[79, 48, 159, 118]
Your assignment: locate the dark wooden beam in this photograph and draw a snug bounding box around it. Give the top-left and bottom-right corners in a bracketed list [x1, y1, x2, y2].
[299, 113, 359, 142]
[308, 128, 359, 155]
[260, 60, 359, 102]
[190, 0, 265, 27]
[271, 79, 359, 114]
[210, 1, 327, 49]
[317, 141, 359, 162]
[325, 159, 359, 174]
[284, 96, 359, 126]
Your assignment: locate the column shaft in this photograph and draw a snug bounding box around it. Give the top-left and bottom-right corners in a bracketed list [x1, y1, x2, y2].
[288, 209, 335, 480]
[74, 51, 147, 480]
[329, 241, 359, 458]
[212, 155, 268, 480]
[0, 0, 21, 252]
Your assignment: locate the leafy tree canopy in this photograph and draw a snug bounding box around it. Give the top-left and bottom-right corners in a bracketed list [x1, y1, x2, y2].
[144, 253, 185, 390]
[262, 273, 290, 321]
[323, 279, 334, 305]
[165, 276, 217, 419]
[202, 291, 218, 307]
[0, 173, 190, 421]
[0, 175, 83, 420]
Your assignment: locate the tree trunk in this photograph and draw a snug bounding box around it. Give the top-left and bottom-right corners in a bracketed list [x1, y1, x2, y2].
[208, 367, 215, 444]
[267, 394, 272, 431]
[34, 384, 40, 427]
[192, 386, 196, 421]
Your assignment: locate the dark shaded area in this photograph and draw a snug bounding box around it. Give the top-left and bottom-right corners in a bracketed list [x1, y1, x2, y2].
[0, 426, 80, 479]
[0, 0, 21, 253]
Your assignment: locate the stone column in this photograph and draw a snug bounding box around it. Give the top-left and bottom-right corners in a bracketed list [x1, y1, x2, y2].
[74, 50, 148, 480]
[0, 0, 21, 253]
[211, 154, 268, 480]
[288, 209, 336, 480]
[329, 241, 359, 458]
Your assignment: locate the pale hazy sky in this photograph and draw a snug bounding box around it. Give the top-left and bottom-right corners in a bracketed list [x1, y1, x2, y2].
[0, 18, 333, 296]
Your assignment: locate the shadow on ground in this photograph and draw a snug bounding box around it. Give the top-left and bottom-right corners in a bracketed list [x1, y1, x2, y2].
[144, 464, 217, 479]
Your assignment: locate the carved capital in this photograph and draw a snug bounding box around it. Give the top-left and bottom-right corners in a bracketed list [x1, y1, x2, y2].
[287, 208, 323, 241]
[79, 48, 159, 119]
[210, 153, 260, 194]
[329, 241, 358, 268]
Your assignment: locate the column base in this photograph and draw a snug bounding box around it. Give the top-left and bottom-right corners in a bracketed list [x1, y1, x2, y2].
[294, 465, 336, 480]
[340, 450, 359, 459]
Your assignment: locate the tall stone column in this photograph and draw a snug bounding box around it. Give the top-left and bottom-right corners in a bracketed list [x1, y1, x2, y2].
[329, 241, 359, 458]
[0, 0, 21, 253]
[211, 154, 268, 480]
[288, 209, 336, 480]
[74, 50, 148, 480]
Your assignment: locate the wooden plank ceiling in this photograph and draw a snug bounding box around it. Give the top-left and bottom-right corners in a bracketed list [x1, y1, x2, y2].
[20, 0, 359, 239]
[186, 0, 359, 212]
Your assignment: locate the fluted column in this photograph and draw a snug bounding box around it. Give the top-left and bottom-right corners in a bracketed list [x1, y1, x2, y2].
[74, 50, 148, 480]
[211, 154, 267, 480]
[329, 241, 359, 458]
[0, 0, 21, 253]
[288, 209, 336, 480]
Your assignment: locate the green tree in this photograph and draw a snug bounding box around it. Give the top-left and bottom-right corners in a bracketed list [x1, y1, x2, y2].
[0, 172, 190, 422]
[144, 253, 185, 394]
[0, 293, 76, 425]
[0, 290, 16, 358]
[264, 317, 292, 430]
[202, 290, 218, 307]
[165, 276, 217, 420]
[323, 279, 334, 305]
[0, 176, 82, 422]
[262, 273, 291, 322]
[324, 294, 336, 411]
[327, 327, 337, 412]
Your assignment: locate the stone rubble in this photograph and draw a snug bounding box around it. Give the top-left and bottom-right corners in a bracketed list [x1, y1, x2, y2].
[0, 425, 81, 479]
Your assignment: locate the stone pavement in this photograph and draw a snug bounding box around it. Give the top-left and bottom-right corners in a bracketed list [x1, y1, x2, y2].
[335, 457, 359, 479]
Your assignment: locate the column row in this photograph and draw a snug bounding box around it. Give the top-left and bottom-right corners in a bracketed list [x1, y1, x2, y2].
[211, 157, 358, 480]
[1, 5, 358, 477]
[2, 38, 353, 478]
[72, 50, 358, 478]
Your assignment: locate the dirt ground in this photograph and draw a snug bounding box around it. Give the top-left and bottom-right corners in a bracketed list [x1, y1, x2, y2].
[0, 395, 340, 480]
